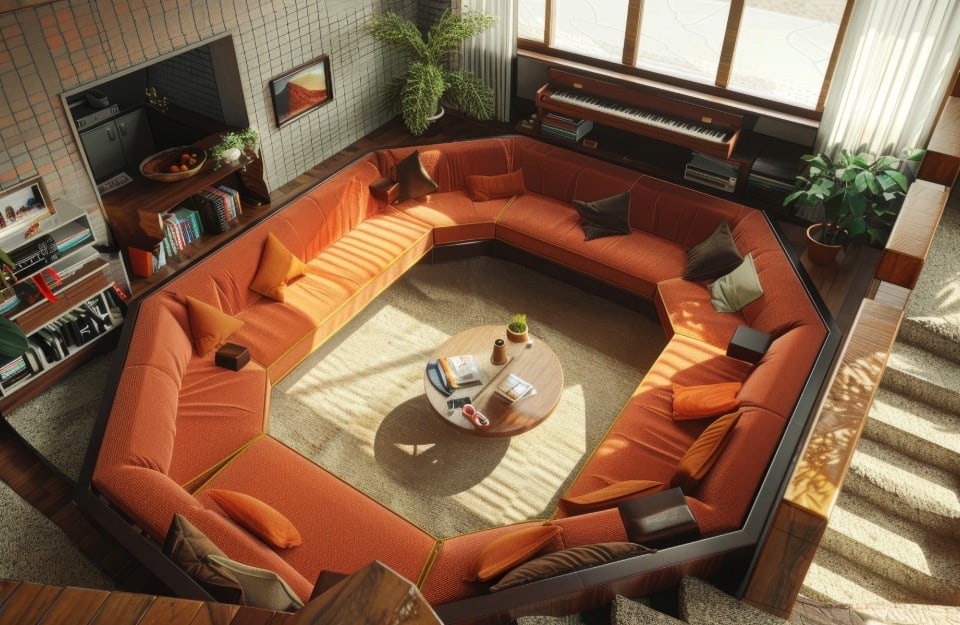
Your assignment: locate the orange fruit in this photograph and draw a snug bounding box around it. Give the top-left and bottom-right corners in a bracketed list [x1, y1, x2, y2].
[168, 165, 180, 173]
[179, 164, 189, 172]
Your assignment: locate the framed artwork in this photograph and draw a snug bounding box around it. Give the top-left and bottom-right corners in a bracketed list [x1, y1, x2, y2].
[0, 176, 55, 234]
[269, 54, 333, 128]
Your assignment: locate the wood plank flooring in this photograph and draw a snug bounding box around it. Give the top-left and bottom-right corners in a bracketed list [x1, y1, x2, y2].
[0, 113, 879, 621]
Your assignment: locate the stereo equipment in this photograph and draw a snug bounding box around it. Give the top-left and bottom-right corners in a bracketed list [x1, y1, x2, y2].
[683, 152, 739, 193]
[10, 235, 60, 278]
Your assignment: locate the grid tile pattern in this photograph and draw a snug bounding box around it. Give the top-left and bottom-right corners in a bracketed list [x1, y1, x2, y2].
[0, 0, 432, 223]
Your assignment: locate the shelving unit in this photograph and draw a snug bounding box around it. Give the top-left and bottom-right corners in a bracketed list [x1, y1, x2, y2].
[98, 130, 269, 289]
[0, 203, 130, 412]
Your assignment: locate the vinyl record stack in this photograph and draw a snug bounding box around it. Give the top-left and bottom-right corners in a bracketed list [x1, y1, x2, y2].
[540, 113, 594, 142]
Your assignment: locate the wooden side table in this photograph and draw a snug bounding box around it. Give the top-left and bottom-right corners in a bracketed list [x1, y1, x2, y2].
[423, 325, 564, 437]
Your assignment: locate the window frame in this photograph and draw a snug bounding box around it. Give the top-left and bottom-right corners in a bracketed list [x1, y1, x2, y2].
[523, 0, 855, 120]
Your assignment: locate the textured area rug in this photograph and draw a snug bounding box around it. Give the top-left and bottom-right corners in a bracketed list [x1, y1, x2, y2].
[5, 351, 112, 483]
[269, 256, 666, 538]
[0, 480, 113, 589]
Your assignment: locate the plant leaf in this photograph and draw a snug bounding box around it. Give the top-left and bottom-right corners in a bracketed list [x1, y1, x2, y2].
[399, 62, 446, 135]
[0, 316, 28, 359]
[443, 70, 494, 120]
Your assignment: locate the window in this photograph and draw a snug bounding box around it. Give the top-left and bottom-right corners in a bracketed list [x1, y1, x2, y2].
[519, 0, 851, 115]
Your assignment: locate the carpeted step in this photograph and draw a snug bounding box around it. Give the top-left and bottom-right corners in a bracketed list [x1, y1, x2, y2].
[881, 341, 960, 415]
[864, 387, 960, 475]
[898, 315, 960, 366]
[814, 490, 960, 606]
[803, 542, 930, 606]
[843, 436, 960, 535]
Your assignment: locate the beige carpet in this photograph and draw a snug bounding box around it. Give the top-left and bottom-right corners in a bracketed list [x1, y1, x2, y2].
[269, 256, 666, 539]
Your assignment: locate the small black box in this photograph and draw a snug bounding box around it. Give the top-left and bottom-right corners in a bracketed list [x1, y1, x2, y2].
[215, 343, 249, 371]
[726, 325, 773, 364]
[618, 487, 700, 548]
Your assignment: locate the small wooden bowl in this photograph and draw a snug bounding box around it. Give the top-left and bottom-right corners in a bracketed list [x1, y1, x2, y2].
[140, 146, 206, 182]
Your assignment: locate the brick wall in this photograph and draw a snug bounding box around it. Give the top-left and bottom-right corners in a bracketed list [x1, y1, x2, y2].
[0, 0, 416, 222]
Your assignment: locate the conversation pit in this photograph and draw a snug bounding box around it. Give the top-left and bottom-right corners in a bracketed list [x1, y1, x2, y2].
[77, 136, 839, 622]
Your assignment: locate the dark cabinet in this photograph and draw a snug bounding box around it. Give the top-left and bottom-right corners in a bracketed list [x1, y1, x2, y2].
[79, 108, 155, 181]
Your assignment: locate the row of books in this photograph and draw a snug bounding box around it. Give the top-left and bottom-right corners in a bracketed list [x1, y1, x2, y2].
[540, 113, 594, 142]
[129, 185, 242, 278]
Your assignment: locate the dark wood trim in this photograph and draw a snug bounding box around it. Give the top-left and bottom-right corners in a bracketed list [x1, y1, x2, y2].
[622, 0, 643, 67]
[716, 0, 745, 89]
[816, 0, 857, 112]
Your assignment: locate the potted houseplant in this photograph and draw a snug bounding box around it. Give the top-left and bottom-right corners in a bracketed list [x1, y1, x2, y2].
[783, 148, 924, 264]
[506, 313, 528, 343]
[209, 128, 260, 170]
[368, 8, 497, 136]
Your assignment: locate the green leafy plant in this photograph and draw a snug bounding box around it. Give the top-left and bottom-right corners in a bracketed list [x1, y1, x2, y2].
[508, 313, 527, 333]
[0, 249, 28, 359]
[369, 8, 497, 135]
[209, 128, 260, 170]
[783, 148, 924, 246]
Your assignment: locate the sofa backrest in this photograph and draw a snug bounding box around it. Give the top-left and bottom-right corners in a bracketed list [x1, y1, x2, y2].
[375, 138, 515, 193]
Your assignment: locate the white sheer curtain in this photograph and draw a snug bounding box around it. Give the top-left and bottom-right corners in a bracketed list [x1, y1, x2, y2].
[817, 0, 960, 157]
[460, 0, 518, 122]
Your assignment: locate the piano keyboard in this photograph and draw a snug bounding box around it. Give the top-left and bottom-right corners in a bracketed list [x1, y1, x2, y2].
[550, 90, 730, 143]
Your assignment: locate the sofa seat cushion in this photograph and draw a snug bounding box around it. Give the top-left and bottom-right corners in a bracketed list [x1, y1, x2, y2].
[195, 436, 437, 597]
[169, 357, 270, 488]
[497, 194, 686, 299]
[560, 335, 752, 520]
[655, 278, 745, 348]
[397, 190, 503, 244]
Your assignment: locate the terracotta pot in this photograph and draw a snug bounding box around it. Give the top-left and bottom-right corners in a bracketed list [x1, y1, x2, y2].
[506, 327, 528, 343]
[806, 224, 843, 265]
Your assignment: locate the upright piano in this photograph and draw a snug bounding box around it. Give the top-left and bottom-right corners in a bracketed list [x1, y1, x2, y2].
[535, 68, 743, 160]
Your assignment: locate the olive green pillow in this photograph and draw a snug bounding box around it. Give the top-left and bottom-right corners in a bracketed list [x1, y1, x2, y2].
[709, 253, 763, 312]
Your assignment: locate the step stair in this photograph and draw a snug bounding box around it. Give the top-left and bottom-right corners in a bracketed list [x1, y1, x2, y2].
[808, 490, 960, 606]
[881, 341, 960, 416]
[865, 386, 960, 475]
[842, 436, 960, 535]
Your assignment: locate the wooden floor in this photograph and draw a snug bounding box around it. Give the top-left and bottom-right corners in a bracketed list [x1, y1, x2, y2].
[0, 114, 879, 606]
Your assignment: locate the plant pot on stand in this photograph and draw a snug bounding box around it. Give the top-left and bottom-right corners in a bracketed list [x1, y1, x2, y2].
[806, 224, 844, 265]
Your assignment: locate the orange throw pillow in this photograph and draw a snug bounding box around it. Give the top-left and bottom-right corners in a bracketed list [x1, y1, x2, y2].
[558, 480, 664, 514]
[249, 233, 307, 302]
[671, 412, 741, 492]
[206, 489, 302, 549]
[465, 170, 526, 201]
[467, 524, 562, 583]
[672, 382, 742, 420]
[185, 296, 243, 357]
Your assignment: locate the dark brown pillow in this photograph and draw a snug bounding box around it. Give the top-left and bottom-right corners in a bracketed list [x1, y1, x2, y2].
[396, 150, 439, 201]
[162, 514, 245, 604]
[490, 542, 654, 591]
[683, 221, 743, 281]
[573, 191, 632, 241]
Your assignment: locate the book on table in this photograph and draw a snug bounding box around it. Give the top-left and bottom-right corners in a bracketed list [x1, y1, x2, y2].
[496, 373, 536, 402]
[437, 354, 483, 389]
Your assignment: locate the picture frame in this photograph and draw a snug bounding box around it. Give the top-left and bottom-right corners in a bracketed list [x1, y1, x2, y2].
[0, 176, 55, 237]
[269, 54, 333, 128]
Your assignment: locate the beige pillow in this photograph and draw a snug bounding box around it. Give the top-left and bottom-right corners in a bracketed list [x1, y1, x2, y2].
[709, 253, 763, 312]
[185, 296, 243, 357]
[249, 232, 307, 302]
[205, 554, 304, 611]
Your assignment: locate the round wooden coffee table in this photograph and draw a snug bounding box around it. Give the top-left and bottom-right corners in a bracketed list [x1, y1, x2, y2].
[424, 325, 564, 437]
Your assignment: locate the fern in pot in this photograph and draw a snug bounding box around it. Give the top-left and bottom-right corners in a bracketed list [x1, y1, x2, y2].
[369, 8, 497, 136]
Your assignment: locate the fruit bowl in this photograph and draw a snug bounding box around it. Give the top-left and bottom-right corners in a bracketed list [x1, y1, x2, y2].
[140, 146, 206, 182]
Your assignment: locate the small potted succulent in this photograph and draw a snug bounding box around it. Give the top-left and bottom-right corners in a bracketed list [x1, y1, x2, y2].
[506, 313, 528, 343]
[209, 127, 260, 170]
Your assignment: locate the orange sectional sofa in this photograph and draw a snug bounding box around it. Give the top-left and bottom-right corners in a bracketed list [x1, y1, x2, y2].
[80, 136, 836, 619]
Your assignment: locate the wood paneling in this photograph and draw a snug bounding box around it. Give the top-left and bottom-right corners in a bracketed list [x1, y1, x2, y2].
[876, 180, 949, 290]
